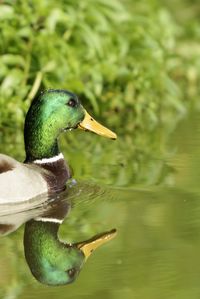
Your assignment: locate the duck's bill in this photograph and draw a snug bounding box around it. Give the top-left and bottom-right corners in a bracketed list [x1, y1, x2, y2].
[75, 228, 117, 260]
[78, 110, 117, 140]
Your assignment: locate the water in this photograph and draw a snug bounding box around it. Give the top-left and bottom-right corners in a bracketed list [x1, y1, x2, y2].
[1, 112, 200, 298]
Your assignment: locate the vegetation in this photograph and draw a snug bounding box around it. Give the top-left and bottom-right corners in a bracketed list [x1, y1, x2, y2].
[0, 0, 199, 185]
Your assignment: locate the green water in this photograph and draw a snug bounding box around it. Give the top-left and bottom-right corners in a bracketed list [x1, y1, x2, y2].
[1, 111, 200, 299]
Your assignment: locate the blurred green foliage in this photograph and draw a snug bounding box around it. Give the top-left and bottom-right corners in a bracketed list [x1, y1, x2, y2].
[0, 0, 199, 185]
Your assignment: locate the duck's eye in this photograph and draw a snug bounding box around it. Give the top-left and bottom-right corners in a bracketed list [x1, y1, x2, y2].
[67, 98, 77, 107]
[67, 268, 76, 278]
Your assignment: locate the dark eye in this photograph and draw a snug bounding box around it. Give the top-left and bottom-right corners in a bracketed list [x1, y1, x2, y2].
[67, 268, 76, 278]
[67, 98, 77, 107]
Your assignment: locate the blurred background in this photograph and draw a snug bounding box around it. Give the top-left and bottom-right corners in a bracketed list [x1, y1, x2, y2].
[0, 1, 200, 299]
[0, 0, 199, 186]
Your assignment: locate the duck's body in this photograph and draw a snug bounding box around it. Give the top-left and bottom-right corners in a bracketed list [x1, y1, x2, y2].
[0, 89, 116, 204]
[0, 153, 48, 203]
[0, 153, 70, 203]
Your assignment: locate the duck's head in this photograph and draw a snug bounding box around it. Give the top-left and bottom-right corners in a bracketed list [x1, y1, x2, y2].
[24, 220, 116, 286]
[24, 89, 117, 161]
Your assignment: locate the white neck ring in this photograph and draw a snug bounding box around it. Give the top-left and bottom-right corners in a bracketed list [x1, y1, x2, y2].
[33, 153, 64, 164]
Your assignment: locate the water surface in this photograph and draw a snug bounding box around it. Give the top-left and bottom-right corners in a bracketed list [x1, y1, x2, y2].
[1, 112, 200, 299]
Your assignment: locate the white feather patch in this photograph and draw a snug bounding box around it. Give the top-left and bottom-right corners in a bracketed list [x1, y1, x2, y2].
[35, 217, 63, 223]
[33, 153, 64, 164]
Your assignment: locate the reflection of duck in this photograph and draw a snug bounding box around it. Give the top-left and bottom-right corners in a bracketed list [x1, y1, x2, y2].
[0, 89, 117, 203]
[0, 189, 70, 235]
[0, 186, 117, 285]
[24, 217, 116, 285]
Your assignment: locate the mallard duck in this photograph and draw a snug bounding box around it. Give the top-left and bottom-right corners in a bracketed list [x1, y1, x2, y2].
[24, 217, 116, 286]
[0, 89, 117, 203]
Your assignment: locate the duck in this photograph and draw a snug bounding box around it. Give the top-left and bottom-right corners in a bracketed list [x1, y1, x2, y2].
[0, 89, 117, 203]
[24, 216, 116, 286]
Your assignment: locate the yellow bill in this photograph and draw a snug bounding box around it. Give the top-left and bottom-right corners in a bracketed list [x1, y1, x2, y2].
[78, 110, 117, 140]
[76, 229, 117, 260]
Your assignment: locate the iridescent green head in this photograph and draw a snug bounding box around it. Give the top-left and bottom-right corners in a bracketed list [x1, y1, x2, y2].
[24, 220, 116, 286]
[32, 239, 85, 285]
[24, 89, 116, 162]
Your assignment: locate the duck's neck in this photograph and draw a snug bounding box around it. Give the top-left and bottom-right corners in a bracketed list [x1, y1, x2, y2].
[24, 220, 62, 276]
[24, 112, 61, 162]
[25, 141, 59, 163]
[24, 219, 60, 248]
